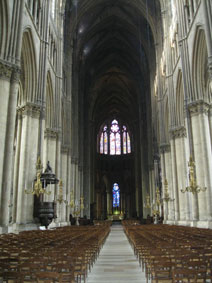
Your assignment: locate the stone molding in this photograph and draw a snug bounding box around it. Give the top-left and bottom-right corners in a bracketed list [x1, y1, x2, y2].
[159, 143, 171, 153]
[44, 128, 59, 139]
[0, 60, 20, 82]
[188, 101, 210, 116]
[169, 126, 187, 139]
[71, 157, 78, 165]
[0, 61, 13, 81]
[61, 145, 70, 154]
[78, 165, 83, 172]
[17, 102, 41, 118]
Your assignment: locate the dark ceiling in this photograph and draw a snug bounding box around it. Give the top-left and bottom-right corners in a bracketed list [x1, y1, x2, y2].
[64, 0, 161, 137]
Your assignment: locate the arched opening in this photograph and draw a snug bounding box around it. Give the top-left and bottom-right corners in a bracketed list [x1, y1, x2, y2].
[63, 0, 162, 220]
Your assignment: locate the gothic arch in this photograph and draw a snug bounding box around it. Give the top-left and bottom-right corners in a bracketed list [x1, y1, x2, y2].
[21, 29, 37, 103]
[46, 71, 54, 128]
[0, 0, 9, 59]
[176, 70, 185, 126]
[192, 26, 209, 102]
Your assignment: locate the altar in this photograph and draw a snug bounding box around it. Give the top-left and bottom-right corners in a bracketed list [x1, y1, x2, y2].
[108, 213, 124, 221]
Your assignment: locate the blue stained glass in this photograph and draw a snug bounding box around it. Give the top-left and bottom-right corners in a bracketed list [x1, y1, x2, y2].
[113, 183, 120, 208]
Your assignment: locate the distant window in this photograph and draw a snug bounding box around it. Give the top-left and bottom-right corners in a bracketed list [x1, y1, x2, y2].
[98, 120, 131, 155]
[113, 183, 120, 208]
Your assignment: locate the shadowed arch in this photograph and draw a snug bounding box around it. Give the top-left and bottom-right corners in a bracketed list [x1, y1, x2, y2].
[192, 26, 209, 102]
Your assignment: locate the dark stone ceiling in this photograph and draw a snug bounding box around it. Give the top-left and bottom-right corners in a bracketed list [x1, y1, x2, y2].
[64, 0, 161, 135]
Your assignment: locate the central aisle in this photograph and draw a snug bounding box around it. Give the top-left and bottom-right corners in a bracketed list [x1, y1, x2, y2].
[87, 224, 146, 283]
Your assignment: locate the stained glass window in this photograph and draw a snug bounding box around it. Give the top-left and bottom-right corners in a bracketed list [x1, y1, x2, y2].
[98, 120, 131, 155]
[100, 133, 103, 153]
[113, 183, 120, 208]
[127, 132, 131, 153]
[103, 129, 108, 154]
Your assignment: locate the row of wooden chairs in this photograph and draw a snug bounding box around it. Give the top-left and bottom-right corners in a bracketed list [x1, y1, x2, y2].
[123, 222, 212, 282]
[0, 223, 111, 282]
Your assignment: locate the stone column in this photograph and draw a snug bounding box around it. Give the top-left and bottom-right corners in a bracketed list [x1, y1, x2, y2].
[12, 112, 22, 223]
[174, 127, 190, 221]
[107, 191, 110, 217]
[0, 63, 13, 227]
[61, 146, 69, 223]
[15, 103, 41, 227]
[170, 137, 179, 221]
[96, 190, 101, 219]
[189, 101, 212, 221]
[149, 167, 155, 217]
[1, 69, 20, 228]
[164, 148, 175, 221]
[0, 65, 20, 230]
[43, 129, 58, 203]
[160, 144, 170, 221]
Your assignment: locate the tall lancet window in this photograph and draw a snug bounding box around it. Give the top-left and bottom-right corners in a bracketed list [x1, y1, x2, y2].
[98, 120, 131, 155]
[110, 119, 121, 155]
[113, 183, 120, 208]
[100, 126, 108, 154]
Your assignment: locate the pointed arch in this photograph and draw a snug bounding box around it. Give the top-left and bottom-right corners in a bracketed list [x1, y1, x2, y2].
[192, 26, 209, 102]
[0, 0, 9, 59]
[46, 71, 54, 128]
[176, 70, 185, 126]
[21, 29, 37, 103]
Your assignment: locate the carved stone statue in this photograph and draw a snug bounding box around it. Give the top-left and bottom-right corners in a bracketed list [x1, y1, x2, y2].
[45, 161, 52, 173]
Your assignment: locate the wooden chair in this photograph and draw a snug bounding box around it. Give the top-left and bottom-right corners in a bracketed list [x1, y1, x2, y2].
[172, 268, 197, 282]
[35, 271, 61, 283]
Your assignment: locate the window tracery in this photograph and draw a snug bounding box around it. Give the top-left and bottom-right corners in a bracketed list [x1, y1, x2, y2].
[98, 119, 131, 155]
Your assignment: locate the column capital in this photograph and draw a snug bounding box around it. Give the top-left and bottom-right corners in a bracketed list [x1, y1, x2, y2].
[188, 100, 210, 116]
[159, 143, 171, 153]
[71, 157, 78, 164]
[17, 102, 41, 118]
[78, 165, 83, 172]
[44, 128, 60, 139]
[169, 126, 187, 139]
[11, 67, 21, 83]
[0, 61, 13, 81]
[61, 145, 70, 154]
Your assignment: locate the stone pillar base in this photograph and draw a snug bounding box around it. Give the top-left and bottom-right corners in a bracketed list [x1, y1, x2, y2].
[0, 226, 9, 234]
[165, 220, 212, 229]
[8, 223, 40, 234]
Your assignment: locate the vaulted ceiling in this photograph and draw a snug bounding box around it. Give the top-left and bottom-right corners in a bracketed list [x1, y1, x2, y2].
[64, 0, 162, 140]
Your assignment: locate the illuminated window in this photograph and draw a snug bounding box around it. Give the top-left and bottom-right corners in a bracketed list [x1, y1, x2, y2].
[98, 120, 131, 155]
[113, 183, 120, 208]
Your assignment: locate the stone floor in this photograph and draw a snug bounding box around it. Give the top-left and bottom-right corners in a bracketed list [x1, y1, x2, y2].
[87, 223, 146, 283]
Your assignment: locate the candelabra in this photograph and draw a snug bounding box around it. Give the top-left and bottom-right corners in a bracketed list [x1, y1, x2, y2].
[57, 180, 66, 204]
[181, 156, 207, 194]
[144, 194, 151, 209]
[162, 179, 174, 202]
[155, 187, 161, 206]
[68, 191, 84, 225]
[25, 171, 51, 197]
